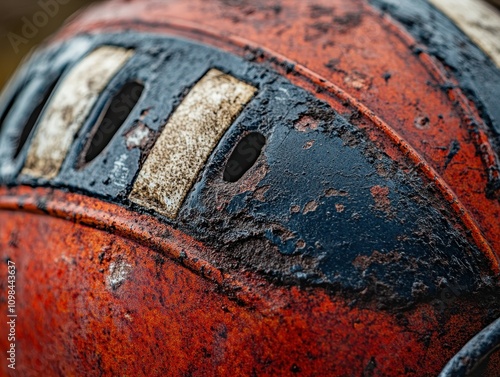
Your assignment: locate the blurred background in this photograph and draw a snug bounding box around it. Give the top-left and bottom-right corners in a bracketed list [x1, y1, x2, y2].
[0, 0, 499, 91]
[0, 0, 103, 90]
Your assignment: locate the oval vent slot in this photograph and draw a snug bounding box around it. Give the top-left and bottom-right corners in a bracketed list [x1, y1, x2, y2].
[13, 79, 60, 159]
[0, 86, 24, 137]
[223, 132, 266, 182]
[83, 81, 144, 164]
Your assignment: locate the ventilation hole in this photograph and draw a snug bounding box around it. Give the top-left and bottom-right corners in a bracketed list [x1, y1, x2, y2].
[0, 86, 24, 136]
[13, 79, 60, 159]
[223, 132, 266, 182]
[83, 81, 144, 164]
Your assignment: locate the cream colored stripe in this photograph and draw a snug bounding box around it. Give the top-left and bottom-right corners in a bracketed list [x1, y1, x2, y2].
[130, 69, 257, 219]
[429, 0, 500, 68]
[22, 46, 134, 179]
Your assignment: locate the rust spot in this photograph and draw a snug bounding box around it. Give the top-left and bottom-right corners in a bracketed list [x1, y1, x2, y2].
[274, 226, 296, 243]
[140, 108, 151, 120]
[295, 115, 319, 132]
[375, 163, 389, 178]
[344, 71, 371, 91]
[303, 140, 315, 149]
[414, 116, 430, 130]
[253, 185, 270, 201]
[335, 203, 345, 213]
[303, 200, 319, 214]
[325, 188, 348, 197]
[353, 250, 402, 270]
[296, 239, 306, 249]
[290, 205, 301, 213]
[107, 256, 132, 290]
[237, 163, 269, 195]
[370, 185, 391, 216]
[210, 160, 269, 210]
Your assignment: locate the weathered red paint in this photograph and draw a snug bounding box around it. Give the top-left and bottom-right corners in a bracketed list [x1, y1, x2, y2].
[0, 186, 497, 376]
[1, 0, 500, 376]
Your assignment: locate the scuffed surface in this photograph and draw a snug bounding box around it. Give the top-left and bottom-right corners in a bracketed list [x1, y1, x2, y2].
[0, 33, 496, 307]
[0, 189, 498, 376]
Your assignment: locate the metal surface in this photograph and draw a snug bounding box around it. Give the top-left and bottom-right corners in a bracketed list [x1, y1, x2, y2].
[0, 0, 499, 376]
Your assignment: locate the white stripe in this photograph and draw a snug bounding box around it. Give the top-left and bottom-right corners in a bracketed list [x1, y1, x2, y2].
[22, 46, 134, 179]
[129, 69, 256, 219]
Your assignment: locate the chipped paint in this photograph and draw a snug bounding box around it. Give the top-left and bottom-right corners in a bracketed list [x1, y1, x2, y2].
[124, 123, 153, 150]
[294, 115, 319, 132]
[303, 200, 319, 214]
[343, 71, 372, 90]
[21, 46, 133, 179]
[253, 185, 270, 201]
[335, 203, 346, 213]
[107, 257, 132, 290]
[353, 250, 403, 270]
[109, 153, 129, 189]
[325, 188, 349, 197]
[414, 116, 430, 130]
[129, 69, 256, 218]
[370, 185, 392, 216]
[303, 140, 315, 149]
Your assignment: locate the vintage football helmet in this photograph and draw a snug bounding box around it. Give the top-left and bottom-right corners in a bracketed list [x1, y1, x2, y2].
[0, 0, 499, 376]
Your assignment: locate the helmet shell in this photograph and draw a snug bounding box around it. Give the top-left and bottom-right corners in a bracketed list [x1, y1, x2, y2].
[0, 0, 499, 375]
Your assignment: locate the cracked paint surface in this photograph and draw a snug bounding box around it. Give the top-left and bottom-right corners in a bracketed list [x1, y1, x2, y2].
[0, 0, 499, 375]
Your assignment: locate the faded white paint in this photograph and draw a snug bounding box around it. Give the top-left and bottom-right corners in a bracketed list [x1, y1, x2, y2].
[107, 258, 132, 290]
[125, 123, 152, 150]
[110, 153, 129, 189]
[429, 0, 500, 68]
[129, 69, 257, 218]
[22, 46, 134, 179]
